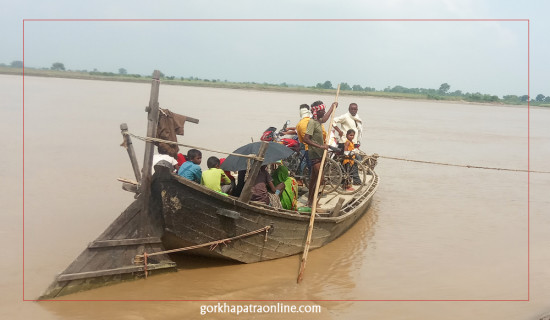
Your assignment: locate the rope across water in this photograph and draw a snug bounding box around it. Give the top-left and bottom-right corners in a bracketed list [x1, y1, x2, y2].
[123, 131, 260, 160]
[124, 132, 549, 174]
[377, 155, 550, 174]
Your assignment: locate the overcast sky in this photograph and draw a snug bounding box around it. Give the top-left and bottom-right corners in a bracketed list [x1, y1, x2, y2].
[3, 0, 548, 97]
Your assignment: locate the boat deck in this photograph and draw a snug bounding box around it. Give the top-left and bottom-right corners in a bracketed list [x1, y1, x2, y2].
[295, 175, 374, 213]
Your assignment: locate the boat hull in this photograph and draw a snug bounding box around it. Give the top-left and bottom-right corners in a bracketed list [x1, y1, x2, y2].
[150, 168, 379, 263]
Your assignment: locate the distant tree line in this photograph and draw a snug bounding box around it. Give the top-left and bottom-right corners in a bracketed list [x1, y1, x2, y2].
[4, 60, 549, 106]
[315, 79, 549, 105]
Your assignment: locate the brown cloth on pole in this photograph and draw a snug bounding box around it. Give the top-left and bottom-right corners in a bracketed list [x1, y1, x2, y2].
[156, 109, 187, 157]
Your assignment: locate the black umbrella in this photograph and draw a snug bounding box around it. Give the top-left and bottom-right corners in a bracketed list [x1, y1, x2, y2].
[220, 141, 294, 172]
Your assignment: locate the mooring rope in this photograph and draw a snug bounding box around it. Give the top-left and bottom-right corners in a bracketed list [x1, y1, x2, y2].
[378, 155, 550, 174]
[134, 225, 271, 262]
[123, 131, 259, 160]
[123, 132, 549, 174]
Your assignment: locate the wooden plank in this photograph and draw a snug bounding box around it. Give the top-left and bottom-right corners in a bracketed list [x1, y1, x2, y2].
[88, 237, 162, 248]
[184, 116, 199, 124]
[139, 70, 161, 237]
[330, 198, 346, 217]
[122, 182, 138, 193]
[142, 70, 162, 182]
[159, 108, 199, 124]
[238, 141, 268, 203]
[216, 208, 240, 219]
[120, 123, 141, 183]
[57, 262, 176, 282]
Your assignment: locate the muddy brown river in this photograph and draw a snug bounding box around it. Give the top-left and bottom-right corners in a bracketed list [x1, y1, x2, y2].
[1, 74, 549, 319]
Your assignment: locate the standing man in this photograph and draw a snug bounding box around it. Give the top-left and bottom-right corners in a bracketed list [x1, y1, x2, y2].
[303, 100, 338, 207]
[333, 102, 362, 148]
[333, 102, 363, 185]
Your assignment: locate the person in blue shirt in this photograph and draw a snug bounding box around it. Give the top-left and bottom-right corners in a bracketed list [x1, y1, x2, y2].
[177, 149, 202, 183]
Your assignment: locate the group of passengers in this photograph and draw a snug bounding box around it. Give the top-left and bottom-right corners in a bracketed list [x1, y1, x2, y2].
[283, 100, 363, 207]
[175, 149, 234, 196]
[152, 100, 363, 211]
[169, 148, 299, 210]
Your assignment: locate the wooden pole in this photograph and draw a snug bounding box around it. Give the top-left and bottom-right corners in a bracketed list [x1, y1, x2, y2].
[297, 84, 340, 283]
[120, 123, 142, 183]
[138, 70, 161, 237]
[238, 141, 268, 203]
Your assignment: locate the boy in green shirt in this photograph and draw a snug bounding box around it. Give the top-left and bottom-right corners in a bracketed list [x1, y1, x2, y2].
[201, 156, 232, 195]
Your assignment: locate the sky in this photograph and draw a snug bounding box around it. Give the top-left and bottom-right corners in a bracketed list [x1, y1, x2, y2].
[2, 0, 548, 97]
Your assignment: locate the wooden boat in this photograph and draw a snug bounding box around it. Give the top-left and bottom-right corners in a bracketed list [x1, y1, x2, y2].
[153, 162, 379, 263]
[39, 70, 379, 299]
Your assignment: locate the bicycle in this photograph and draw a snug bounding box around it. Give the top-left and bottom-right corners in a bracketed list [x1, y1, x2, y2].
[283, 146, 342, 195]
[328, 150, 368, 195]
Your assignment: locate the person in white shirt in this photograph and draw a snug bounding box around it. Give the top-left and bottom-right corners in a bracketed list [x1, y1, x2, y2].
[152, 153, 178, 174]
[332, 103, 363, 147]
[332, 103, 363, 185]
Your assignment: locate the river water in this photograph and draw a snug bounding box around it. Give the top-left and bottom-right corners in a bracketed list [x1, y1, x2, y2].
[2, 74, 549, 319]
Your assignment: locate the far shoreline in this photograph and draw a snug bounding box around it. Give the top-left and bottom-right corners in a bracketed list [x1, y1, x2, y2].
[1, 67, 541, 109]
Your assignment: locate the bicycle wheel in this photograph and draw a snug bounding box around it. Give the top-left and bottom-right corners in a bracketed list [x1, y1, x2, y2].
[304, 157, 341, 194]
[334, 160, 367, 195]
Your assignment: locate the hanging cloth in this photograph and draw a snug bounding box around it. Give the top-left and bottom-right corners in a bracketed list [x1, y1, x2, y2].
[156, 108, 187, 157]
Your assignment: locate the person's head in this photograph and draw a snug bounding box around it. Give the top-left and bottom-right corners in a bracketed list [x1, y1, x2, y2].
[299, 104, 311, 119]
[275, 165, 289, 181]
[310, 100, 326, 121]
[348, 103, 358, 116]
[207, 156, 220, 169]
[158, 144, 177, 158]
[346, 129, 356, 141]
[187, 149, 202, 165]
[168, 149, 178, 158]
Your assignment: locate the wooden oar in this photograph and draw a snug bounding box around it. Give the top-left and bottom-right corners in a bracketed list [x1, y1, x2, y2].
[297, 84, 341, 283]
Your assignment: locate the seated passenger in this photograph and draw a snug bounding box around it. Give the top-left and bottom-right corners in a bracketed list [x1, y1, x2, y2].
[233, 169, 247, 197]
[251, 165, 284, 205]
[177, 149, 202, 183]
[219, 158, 236, 195]
[201, 156, 231, 195]
[152, 150, 178, 174]
[272, 164, 299, 210]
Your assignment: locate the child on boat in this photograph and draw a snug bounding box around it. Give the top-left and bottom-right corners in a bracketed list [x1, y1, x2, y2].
[342, 129, 356, 191]
[219, 158, 236, 195]
[201, 156, 232, 195]
[177, 149, 202, 183]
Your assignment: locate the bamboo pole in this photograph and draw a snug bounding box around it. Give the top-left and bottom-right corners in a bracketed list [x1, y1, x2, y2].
[297, 84, 340, 283]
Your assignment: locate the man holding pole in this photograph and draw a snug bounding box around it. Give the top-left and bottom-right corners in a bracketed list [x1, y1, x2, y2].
[303, 100, 338, 207]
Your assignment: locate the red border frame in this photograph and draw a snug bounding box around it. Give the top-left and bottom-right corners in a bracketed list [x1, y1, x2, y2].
[22, 18, 530, 302]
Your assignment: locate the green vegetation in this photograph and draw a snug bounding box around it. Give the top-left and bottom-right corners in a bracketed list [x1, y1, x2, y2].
[51, 62, 65, 71]
[11, 60, 23, 68]
[2, 61, 548, 107]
